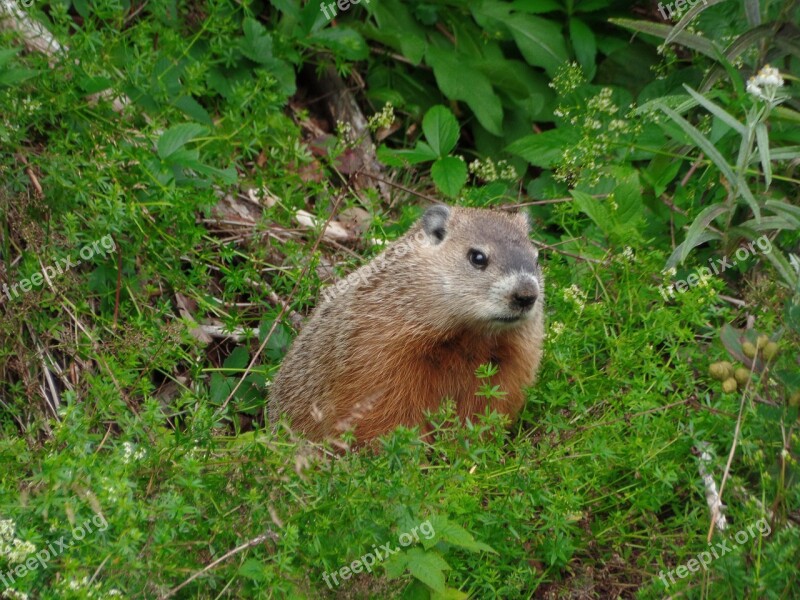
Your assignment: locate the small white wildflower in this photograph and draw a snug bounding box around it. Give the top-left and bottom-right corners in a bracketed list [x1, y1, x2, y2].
[468, 158, 516, 182]
[8, 539, 36, 563]
[0, 519, 14, 541]
[335, 120, 353, 143]
[550, 321, 565, 337]
[747, 65, 786, 104]
[2, 591, 30, 600]
[616, 246, 635, 263]
[368, 102, 396, 131]
[562, 284, 587, 312]
[122, 442, 146, 464]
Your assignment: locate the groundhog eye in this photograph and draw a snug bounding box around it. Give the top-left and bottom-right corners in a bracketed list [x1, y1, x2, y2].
[467, 249, 489, 269]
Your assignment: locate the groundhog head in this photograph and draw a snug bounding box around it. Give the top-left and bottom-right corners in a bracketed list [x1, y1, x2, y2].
[416, 204, 543, 331]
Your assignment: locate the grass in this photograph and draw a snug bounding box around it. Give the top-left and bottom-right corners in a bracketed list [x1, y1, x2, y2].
[1, 0, 798, 598]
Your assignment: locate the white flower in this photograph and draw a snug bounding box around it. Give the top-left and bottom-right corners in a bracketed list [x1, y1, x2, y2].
[562, 284, 587, 312]
[368, 102, 396, 131]
[0, 519, 15, 541]
[8, 539, 36, 563]
[747, 65, 785, 103]
[616, 247, 635, 263]
[122, 441, 146, 464]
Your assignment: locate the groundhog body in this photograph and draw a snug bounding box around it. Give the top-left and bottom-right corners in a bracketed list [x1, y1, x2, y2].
[270, 205, 545, 443]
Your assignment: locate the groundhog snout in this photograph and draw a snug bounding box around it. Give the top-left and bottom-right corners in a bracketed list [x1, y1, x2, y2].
[509, 281, 539, 312]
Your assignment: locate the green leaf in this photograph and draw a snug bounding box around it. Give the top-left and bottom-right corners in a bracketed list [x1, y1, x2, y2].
[503, 14, 568, 75]
[765, 145, 800, 161]
[610, 18, 718, 58]
[766, 199, 800, 224]
[654, 102, 760, 220]
[240, 17, 274, 64]
[173, 96, 213, 126]
[425, 515, 497, 553]
[682, 85, 745, 135]
[755, 122, 771, 189]
[426, 47, 504, 136]
[611, 167, 644, 227]
[431, 587, 470, 600]
[405, 548, 450, 593]
[157, 123, 208, 159]
[665, 230, 721, 269]
[422, 105, 460, 156]
[665, 0, 725, 44]
[679, 203, 729, 264]
[223, 347, 250, 370]
[238, 558, 267, 581]
[571, 190, 613, 235]
[0, 49, 19, 68]
[569, 18, 596, 79]
[378, 143, 439, 167]
[506, 129, 579, 168]
[0, 68, 38, 87]
[431, 157, 467, 197]
[308, 28, 369, 61]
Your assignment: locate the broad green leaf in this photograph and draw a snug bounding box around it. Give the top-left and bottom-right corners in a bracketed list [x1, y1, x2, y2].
[238, 558, 267, 581]
[240, 18, 274, 64]
[569, 18, 596, 78]
[422, 105, 460, 156]
[511, 0, 561, 13]
[504, 14, 568, 75]
[425, 515, 497, 553]
[0, 68, 38, 87]
[378, 143, 439, 167]
[383, 550, 410, 578]
[571, 190, 613, 235]
[610, 167, 644, 226]
[0, 49, 19, 68]
[755, 122, 771, 189]
[405, 548, 450, 593]
[679, 203, 729, 264]
[308, 28, 369, 61]
[173, 96, 213, 126]
[431, 156, 467, 198]
[223, 347, 250, 370]
[505, 129, 580, 168]
[426, 46, 504, 135]
[682, 85, 745, 135]
[431, 587, 470, 600]
[157, 123, 207, 159]
[363, 0, 427, 64]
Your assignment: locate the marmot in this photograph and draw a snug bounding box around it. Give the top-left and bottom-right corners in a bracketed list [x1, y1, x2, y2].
[270, 204, 545, 443]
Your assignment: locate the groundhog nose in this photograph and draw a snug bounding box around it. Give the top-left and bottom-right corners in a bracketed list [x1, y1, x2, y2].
[511, 291, 537, 312]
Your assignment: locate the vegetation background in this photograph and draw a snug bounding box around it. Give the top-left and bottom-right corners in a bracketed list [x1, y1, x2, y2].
[0, 0, 799, 597]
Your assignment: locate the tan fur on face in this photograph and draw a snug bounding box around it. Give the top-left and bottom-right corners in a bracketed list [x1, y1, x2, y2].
[270, 206, 545, 443]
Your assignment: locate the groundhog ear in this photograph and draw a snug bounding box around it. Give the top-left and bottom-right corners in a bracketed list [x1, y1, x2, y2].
[421, 204, 450, 244]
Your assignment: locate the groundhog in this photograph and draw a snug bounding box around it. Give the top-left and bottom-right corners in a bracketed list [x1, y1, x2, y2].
[270, 204, 545, 443]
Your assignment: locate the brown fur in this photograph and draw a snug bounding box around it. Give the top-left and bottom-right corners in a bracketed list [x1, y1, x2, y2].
[270, 205, 545, 443]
